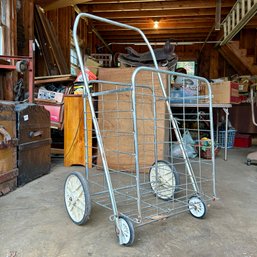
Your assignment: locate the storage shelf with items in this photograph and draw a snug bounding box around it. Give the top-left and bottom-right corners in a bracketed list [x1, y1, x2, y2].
[34, 74, 75, 130]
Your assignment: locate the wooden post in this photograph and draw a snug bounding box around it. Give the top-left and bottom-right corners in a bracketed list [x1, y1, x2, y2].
[209, 48, 219, 79]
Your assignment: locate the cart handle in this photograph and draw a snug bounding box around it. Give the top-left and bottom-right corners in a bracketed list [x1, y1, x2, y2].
[72, 13, 163, 91]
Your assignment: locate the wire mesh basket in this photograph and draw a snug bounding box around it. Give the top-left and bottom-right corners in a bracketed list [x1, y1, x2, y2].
[195, 145, 220, 159]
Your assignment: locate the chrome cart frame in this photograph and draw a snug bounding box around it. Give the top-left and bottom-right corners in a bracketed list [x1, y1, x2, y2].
[64, 13, 216, 246]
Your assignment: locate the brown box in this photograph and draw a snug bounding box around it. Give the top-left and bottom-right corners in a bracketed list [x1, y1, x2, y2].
[210, 81, 240, 104]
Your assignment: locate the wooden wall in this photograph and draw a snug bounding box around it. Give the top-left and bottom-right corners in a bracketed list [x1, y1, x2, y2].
[0, 0, 17, 100]
[45, 7, 89, 70]
[17, 0, 34, 56]
[46, 7, 74, 67]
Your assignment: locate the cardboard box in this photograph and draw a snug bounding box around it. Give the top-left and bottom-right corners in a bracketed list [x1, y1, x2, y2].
[210, 81, 240, 104]
[85, 57, 101, 76]
[37, 88, 64, 103]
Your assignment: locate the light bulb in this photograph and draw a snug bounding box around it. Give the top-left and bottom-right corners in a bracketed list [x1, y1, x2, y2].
[154, 20, 159, 29]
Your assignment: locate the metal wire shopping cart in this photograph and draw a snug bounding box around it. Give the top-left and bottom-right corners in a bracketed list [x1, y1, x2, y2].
[64, 13, 217, 246]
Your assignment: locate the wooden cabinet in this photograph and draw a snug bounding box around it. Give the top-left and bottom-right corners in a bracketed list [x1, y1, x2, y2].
[0, 101, 18, 195]
[64, 95, 92, 167]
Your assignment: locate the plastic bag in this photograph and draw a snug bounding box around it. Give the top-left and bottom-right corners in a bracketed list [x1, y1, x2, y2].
[172, 130, 197, 158]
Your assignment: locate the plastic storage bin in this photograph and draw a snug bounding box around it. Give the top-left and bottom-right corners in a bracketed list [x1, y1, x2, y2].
[234, 133, 252, 148]
[170, 87, 198, 103]
[217, 129, 236, 148]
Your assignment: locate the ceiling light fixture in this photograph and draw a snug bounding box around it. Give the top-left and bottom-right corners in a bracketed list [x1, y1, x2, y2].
[153, 20, 159, 29]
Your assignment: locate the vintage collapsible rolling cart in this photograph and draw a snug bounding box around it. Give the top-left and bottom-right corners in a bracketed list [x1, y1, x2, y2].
[64, 13, 216, 246]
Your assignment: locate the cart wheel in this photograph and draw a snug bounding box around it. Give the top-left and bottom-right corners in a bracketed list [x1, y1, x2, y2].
[188, 195, 206, 219]
[246, 159, 251, 166]
[64, 171, 91, 225]
[116, 216, 135, 246]
[149, 160, 179, 200]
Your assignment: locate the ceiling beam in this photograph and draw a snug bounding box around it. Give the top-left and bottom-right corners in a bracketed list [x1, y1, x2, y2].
[99, 28, 216, 36]
[43, 0, 92, 11]
[86, 0, 178, 3]
[79, 7, 231, 19]
[89, 0, 235, 12]
[94, 21, 214, 31]
[93, 17, 216, 25]
[102, 34, 217, 42]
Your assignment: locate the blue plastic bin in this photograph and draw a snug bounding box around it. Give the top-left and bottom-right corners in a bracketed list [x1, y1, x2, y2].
[217, 129, 236, 148]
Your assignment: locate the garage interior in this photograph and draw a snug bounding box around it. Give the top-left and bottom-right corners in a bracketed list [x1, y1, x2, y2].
[1, 0, 257, 256]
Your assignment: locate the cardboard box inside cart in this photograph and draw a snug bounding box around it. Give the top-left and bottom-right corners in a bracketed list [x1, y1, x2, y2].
[210, 81, 240, 104]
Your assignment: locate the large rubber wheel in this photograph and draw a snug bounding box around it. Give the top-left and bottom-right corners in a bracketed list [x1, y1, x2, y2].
[188, 195, 206, 219]
[116, 216, 135, 246]
[64, 171, 91, 225]
[149, 160, 180, 200]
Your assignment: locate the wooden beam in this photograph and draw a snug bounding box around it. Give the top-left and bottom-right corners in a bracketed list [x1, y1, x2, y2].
[86, 0, 181, 3]
[215, 0, 221, 30]
[44, 0, 92, 11]
[89, 0, 235, 12]
[209, 48, 219, 78]
[79, 7, 231, 19]
[73, 4, 112, 53]
[99, 28, 214, 36]
[94, 21, 214, 31]
[101, 33, 217, 42]
[218, 45, 252, 75]
[94, 17, 216, 25]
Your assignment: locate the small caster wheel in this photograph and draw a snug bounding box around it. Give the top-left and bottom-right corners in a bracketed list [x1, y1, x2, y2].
[246, 159, 251, 166]
[188, 195, 207, 219]
[64, 171, 91, 225]
[116, 215, 135, 246]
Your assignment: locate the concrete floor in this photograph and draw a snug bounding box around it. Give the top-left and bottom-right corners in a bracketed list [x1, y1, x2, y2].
[1, 147, 257, 257]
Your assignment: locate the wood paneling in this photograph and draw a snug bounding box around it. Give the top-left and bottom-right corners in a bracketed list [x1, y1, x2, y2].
[97, 67, 168, 171]
[64, 95, 92, 167]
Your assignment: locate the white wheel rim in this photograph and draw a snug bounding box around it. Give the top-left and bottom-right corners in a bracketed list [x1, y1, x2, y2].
[119, 218, 131, 244]
[189, 197, 205, 218]
[150, 162, 176, 199]
[65, 174, 86, 223]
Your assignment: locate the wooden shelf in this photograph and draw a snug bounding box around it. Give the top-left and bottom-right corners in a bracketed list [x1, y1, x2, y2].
[34, 74, 76, 85]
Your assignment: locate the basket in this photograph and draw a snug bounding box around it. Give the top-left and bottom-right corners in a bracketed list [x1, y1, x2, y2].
[217, 129, 236, 148]
[195, 145, 220, 159]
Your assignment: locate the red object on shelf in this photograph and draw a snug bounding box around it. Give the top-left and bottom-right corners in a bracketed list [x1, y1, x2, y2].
[40, 103, 63, 124]
[234, 134, 252, 148]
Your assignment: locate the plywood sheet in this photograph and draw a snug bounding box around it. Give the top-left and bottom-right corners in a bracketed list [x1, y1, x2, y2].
[0, 102, 17, 174]
[97, 67, 169, 172]
[64, 95, 92, 167]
